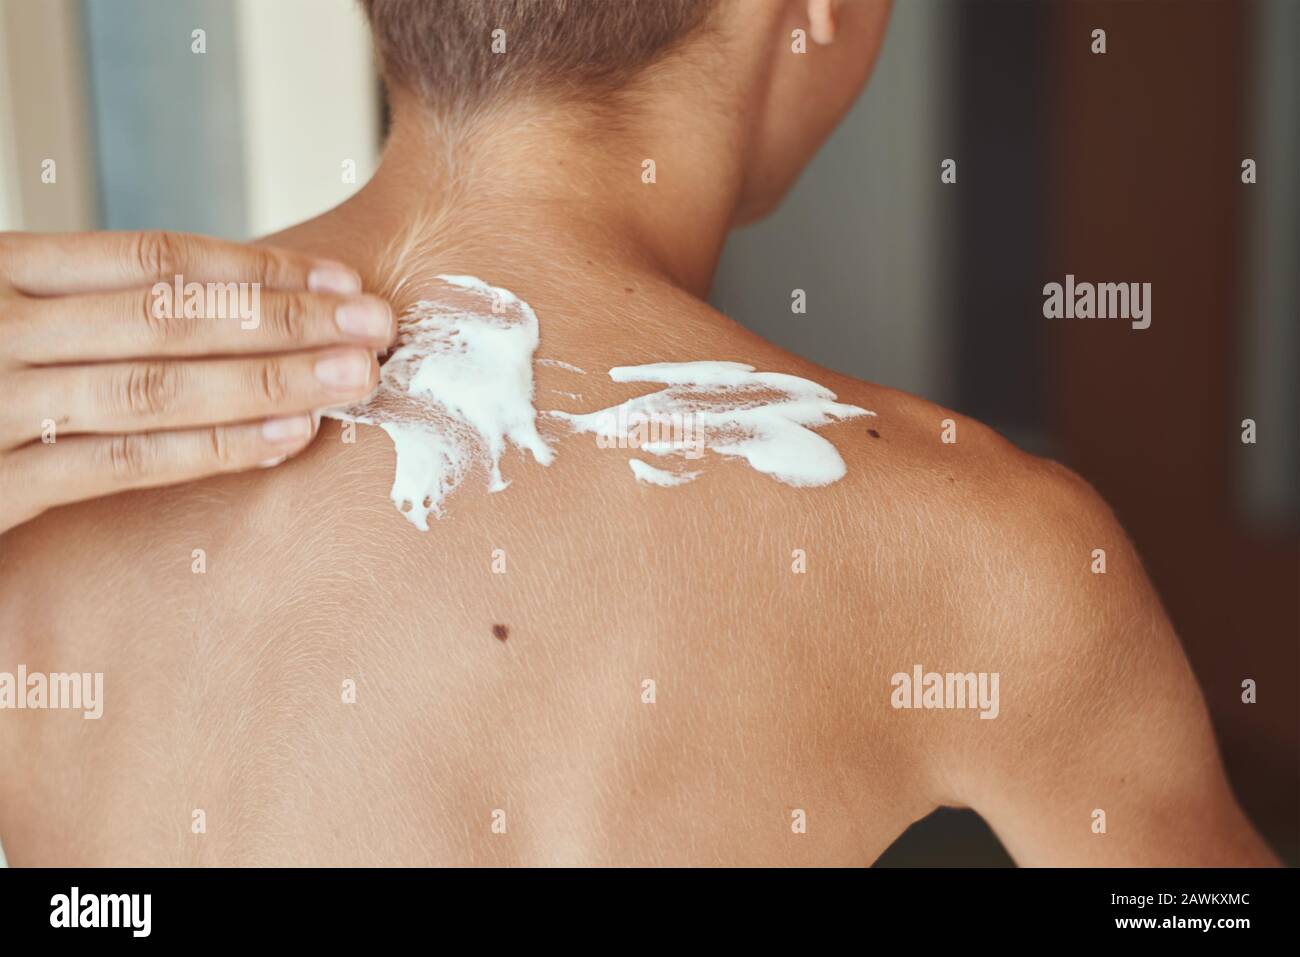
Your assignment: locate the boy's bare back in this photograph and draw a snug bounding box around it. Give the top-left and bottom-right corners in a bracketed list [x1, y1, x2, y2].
[0, 0, 1276, 867]
[0, 214, 1272, 865]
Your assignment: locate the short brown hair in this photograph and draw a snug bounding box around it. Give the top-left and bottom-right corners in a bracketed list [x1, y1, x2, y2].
[360, 0, 720, 108]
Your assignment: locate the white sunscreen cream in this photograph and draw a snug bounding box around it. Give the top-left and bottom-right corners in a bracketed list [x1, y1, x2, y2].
[550, 361, 872, 487]
[324, 275, 553, 530]
[538, 358, 586, 374]
[629, 458, 701, 487]
[329, 278, 870, 526]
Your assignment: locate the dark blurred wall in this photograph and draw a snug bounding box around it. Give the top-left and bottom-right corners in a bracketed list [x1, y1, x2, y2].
[949, 0, 1051, 452]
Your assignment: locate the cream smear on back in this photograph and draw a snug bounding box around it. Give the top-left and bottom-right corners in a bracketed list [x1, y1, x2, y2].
[549, 361, 873, 487]
[327, 279, 871, 528]
[323, 275, 554, 530]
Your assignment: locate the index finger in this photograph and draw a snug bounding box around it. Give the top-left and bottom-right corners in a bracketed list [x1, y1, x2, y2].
[0, 230, 361, 297]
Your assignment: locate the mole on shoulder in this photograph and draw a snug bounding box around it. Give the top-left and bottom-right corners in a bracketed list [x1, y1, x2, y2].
[492, 624, 509, 642]
[867, 429, 881, 439]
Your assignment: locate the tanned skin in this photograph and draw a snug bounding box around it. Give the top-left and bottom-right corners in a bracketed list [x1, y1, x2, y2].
[0, 0, 1276, 865]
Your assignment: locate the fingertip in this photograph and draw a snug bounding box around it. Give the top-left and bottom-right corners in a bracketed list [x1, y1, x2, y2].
[314, 349, 376, 393]
[257, 416, 318, 469]
[335, 295, 393, 342]
[261, 414, 314, 444]
[308, 261, 362, 296]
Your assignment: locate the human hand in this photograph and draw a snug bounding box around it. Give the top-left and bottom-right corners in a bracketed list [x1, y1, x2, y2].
[0, 230, 392, 534]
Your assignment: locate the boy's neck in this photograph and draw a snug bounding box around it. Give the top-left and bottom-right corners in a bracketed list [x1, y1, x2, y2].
[337, 95, 753, 301]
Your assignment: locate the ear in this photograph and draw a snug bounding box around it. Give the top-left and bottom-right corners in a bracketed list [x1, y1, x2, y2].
[807, 0, 883, 45]
[807, 0, 840, 45]
[733, 0, 892, 224]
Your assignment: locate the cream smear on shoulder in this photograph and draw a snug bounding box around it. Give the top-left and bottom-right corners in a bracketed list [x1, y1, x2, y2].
[629, 458, 701, 486]
[327, 278, 870, 527]
[549, 361, 873, 487]
[324, 275, 553, 531]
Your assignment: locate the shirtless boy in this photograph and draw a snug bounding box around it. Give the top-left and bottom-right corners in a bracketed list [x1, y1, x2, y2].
[0, 0, 1277, 866]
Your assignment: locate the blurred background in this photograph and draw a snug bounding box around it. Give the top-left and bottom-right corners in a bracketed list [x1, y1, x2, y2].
[1, 0, 1295, 865]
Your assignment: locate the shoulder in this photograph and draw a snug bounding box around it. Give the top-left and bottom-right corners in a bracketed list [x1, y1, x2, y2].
[807, 367, 1187, 734]
[826, 381, 1223, 819]
[810, 366, 1123, 571]
[831, 371, 1163, 669]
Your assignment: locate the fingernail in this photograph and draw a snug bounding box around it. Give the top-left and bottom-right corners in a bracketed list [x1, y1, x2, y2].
[314, 351, 371, 390]
[336, 298, 392, 340]
[259, 454, 289, 469]
[262, 415, 313, 443]
[308, 263, 362, 295]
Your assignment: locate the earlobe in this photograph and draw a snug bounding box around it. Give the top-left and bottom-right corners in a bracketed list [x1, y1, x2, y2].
[807, 0, 838, 45]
